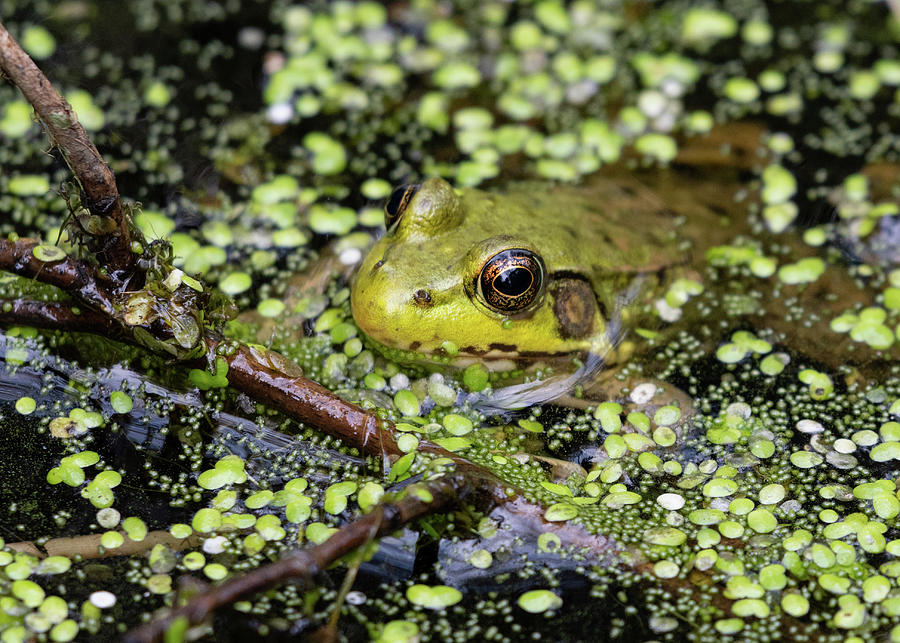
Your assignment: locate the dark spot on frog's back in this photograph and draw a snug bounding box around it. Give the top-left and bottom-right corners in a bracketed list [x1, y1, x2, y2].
[551, 278, 596, 339]
[488, 343, 517, 352]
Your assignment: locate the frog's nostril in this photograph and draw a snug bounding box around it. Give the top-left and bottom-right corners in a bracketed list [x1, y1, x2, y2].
[412, 289, 432, 307]
[371, 258, 385, 274]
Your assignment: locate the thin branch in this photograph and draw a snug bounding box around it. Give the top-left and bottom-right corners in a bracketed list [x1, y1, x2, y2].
[0, 21, 132, 273]
[123, 476, 459, 643]
[0, 238, 116, 313]
[223, 343, 528, 510]
[225, 344, 468, 463]
[224, 344, 401, 459]
[0, 298, 116, 335]
[6, 530, 204, 560]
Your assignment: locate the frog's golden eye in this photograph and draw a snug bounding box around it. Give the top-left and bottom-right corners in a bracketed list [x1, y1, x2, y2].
[477, 249, 544, 314]
[384, 184, 419, 228]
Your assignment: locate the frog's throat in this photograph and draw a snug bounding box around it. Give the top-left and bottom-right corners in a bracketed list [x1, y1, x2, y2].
[467, 350, 608, 413]
[466, 323, 624, 413]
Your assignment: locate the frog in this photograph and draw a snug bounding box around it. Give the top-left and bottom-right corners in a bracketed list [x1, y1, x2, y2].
[350, 176, 689, 407]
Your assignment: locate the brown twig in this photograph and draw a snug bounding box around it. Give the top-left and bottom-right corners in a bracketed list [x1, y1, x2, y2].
[224, 344, 401, 459]
[6, 530, 204, 560]
[225, 345, 466, 463]
[223, 343, 529, 510]
[0, 21, 132, 273]
[0, 238, 117, 313]
[123, 476, 460, 643]
[0, 298, 116, 335]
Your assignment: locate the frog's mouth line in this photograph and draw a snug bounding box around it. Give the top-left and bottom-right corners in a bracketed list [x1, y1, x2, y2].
[450, 346, 587, 370]
[360, 333, 585, 372]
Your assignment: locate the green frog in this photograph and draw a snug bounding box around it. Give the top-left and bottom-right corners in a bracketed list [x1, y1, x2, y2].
[350, 177, 687, 406]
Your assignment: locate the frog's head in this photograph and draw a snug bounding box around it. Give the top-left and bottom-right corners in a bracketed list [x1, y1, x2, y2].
[351, 178, 611, 370]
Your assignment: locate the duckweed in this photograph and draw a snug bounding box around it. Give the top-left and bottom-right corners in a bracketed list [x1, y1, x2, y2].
[778, 258, 826, 285]
[245, 490, 274, 509]
[109, 391, 133, 414]
[10, 175, 51, 197]
[191, 508, 223, 533]
[99, 532, 123, 549]
[393, 389, 420, 417]
[122, 517, 147, 541]
[758, 484, 786, 505]
[544, 502, 578, 522]
[652, 560, 680, 579]
[442, 414, 474, 436]
[406, 585, 462, 610]
[379, 621, 419, 643]
[656, 493, 685, 511]
[688, 509, 725, 525]
[0, 100, 35, 138]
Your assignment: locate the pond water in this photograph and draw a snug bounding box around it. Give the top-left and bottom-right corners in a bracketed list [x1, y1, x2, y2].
[1, 0, 900, 641]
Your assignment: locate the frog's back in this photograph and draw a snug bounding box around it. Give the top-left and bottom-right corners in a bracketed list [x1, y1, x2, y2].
[469, 177, 685, 281]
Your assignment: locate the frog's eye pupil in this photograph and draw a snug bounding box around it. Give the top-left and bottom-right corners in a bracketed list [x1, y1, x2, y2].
[494, 266, 533, 297]
[478, 249, 544, 313]
[384, 184, 419, 228]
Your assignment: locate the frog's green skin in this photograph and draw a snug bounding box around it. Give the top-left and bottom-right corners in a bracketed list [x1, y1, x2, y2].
[352, 177, 685, 371]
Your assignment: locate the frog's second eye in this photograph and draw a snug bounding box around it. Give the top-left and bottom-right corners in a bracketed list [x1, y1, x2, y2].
[384, 184, 419, 228]
[477, 249, 544, 314]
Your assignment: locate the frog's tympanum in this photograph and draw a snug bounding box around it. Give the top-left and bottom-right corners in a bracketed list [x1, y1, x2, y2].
[351, 178, 685, 401]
